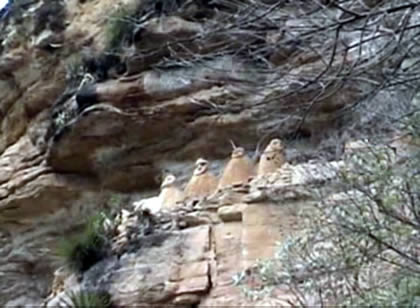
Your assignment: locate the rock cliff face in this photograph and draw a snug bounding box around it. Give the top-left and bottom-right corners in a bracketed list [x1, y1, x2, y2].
[43, 161, 341, 308]
[0, 0, 401, 306]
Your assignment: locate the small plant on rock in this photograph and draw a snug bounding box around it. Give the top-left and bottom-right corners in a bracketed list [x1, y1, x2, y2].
[104, 6, 136, 51]
[66, 290, 113, 308]
[56, 214, 109, 273]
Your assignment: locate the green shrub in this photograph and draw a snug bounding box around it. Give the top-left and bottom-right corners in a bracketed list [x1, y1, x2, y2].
[104, 7, 136, 51]
[67, 290, 112, 308]
[56, 214, 108, 273]
[346, 273, 420, 307]
[251, 141, 420, 306]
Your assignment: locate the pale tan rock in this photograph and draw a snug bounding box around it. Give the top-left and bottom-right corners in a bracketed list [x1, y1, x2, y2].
[50, 266, 71, 295]
[344, 139, 370, 154]
[133, 196, 161, 215]
[107, 225, 211, 307]
[200, 223, 243, 307]
[291, 160, 343, 185]
[173, 294, 201, 305]
[142, 16, 203, 40]
[182, 212, 215, 227]
[170, 260, 209, 282]
[217, 204, 247, 222]
[389, 133, 420, 159]
[241, 204, 289, 268]
[242, 189, 269, 203]
[43, 266, 80, 307]
[208, 188, 248, 206]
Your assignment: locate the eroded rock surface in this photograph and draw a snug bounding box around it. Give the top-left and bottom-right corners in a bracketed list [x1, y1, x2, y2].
[42, 160, 344, 307]
[0, 0, 405, 306]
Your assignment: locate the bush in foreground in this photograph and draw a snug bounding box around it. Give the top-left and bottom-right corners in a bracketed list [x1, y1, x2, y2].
[56, 214, 109, 273]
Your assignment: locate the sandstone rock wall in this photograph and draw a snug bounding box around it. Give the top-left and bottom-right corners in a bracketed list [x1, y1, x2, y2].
[0, 0, 401, 306]
[42, 161, 341, 307]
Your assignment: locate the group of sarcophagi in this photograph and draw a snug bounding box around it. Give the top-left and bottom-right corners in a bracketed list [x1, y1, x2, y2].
[136, 138, 286, 214]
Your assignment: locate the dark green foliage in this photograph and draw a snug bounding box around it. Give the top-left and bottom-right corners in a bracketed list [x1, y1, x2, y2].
[56, 214, 108, 274]
[103, 0, 188, 51]
[248, 140, 420, 306]
[349, 273, 420, 307]
[104, 7, 136, 51]
[67, 290, 113, 308]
